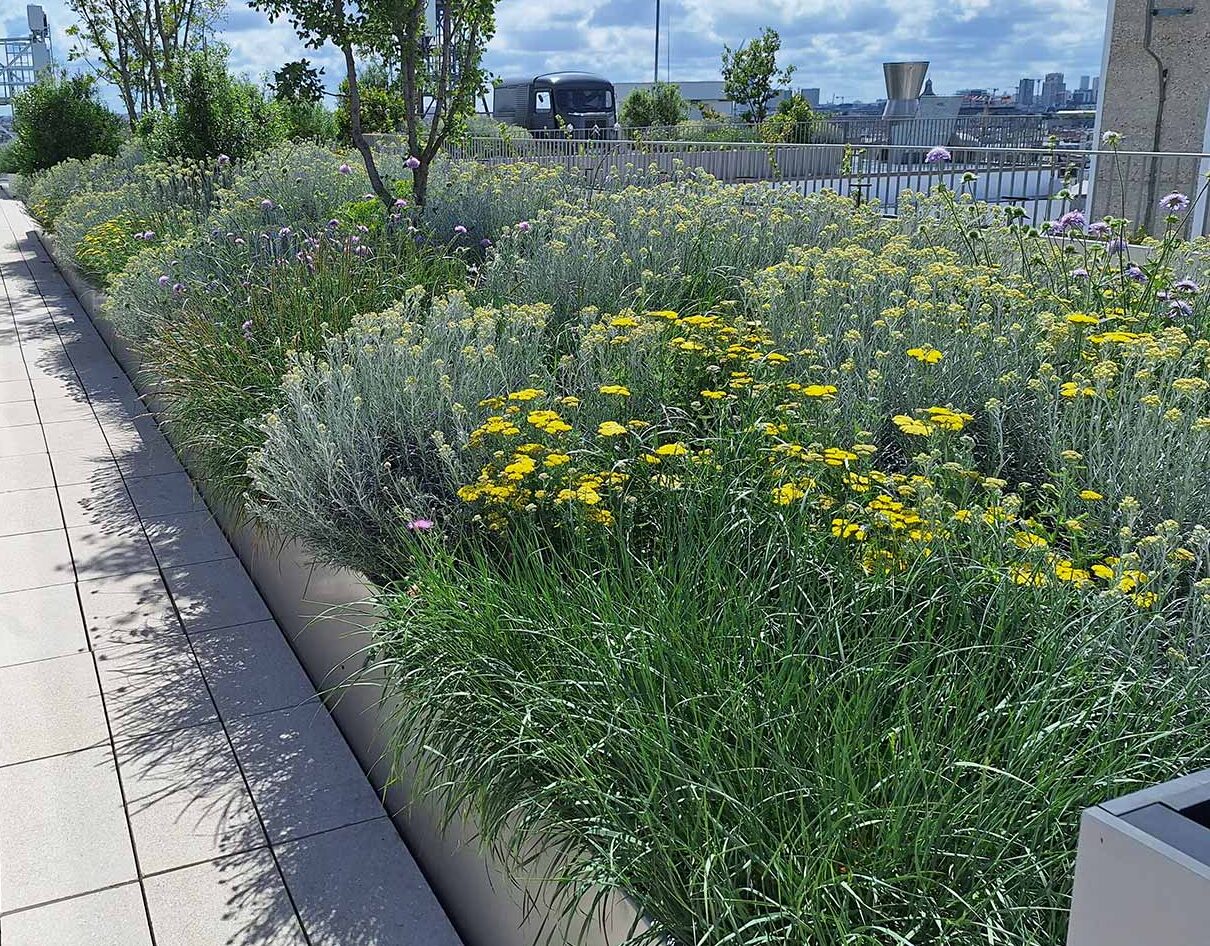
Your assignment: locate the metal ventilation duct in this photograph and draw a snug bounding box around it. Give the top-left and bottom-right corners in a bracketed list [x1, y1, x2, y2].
[882, 61, 929, 119]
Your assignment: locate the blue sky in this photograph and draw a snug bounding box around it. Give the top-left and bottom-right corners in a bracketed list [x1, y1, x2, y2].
[2, 0, 1108, 105]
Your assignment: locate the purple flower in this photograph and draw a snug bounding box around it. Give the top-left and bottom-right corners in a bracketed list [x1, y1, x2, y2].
[260, 199, 274, 211]
[234, 238, 246, 247]
[338, 163, 352, 175]
[480, 238, 493, 248]
[143, 230, 155, 241]
[516, 220, 531, 232]
[172, 282, 185, 296]
[1052, 210, 1086, 235]
[279, 226, 292, 238]
[393, 198, 407, 209]
[1169, 299, 1194, 319]
[407, 518, 434, 531]
[1087, 221, 1111, 238]
[405, 156, 421, 170]
[1174, 278, 1201, 293]
[157, 274, 170, 287]
[1160, 192, 1190, 213]
[1107, 237, 1127, 253]
[453, 225, 467, 235]
[1126, 264, 1146, 283]
[216, 153, 231, 167]
[925, 146, 951, 164]
[327, 218, 340, 229]
[241, 319, 254, 340]
[1069, 267, 1089, 279]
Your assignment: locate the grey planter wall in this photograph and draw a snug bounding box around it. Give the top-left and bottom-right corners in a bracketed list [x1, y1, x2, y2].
[41, 232, 648, 946]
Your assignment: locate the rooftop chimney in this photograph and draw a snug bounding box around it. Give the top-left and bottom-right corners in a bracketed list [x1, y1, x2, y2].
[882, 61, 929, 120]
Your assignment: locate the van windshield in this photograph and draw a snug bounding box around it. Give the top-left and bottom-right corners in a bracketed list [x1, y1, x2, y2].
[555, 88, 613, 113]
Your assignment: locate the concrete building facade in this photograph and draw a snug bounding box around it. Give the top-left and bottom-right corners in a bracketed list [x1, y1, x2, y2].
[1091, 0, 1210, 233]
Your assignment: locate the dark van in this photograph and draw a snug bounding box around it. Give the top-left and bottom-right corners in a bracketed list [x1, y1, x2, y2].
[492, 72, 616, 137]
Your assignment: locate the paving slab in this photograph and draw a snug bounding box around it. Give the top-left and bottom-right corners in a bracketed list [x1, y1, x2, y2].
[0, 421, 46, 458]
[0, 745, 137, 912]
[0, 398, 39, 427]
[0, 484, 63, 536]
[166, 557, 273, 634]
[277, 818, 462, 946]
[94, 632, 218, 739]
[142, 848, 307, 946]
[1, 882, 154, 946]
[228, 705, 386, 844]
[142, 509, 235, 568]
[67, 520, 159, 581]
[117, 720, 267, 874]
[0, 651, 109, 765]
[0, 450, 54, 491]
[0, 528, 74, 593]
[78, 570, 181, 648]
[0, 583, 88, 666]
[125, 471, 200, 519]
[193, 621, 318, 722]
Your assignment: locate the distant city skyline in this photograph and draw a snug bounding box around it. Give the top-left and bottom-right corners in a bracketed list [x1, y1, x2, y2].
[1, 0, 1106, 109]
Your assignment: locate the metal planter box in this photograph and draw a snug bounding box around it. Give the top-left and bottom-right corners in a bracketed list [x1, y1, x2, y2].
[1069, 769, 1210, 945]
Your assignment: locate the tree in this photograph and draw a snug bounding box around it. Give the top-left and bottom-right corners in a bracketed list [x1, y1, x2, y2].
[270, 58, 326, 103]
[249, 0, 499, 210]
[65, 0, 224, 125]
[720, 27, 796, 123]
[9, 71, 122, 172]
[760, 92, 818, 143]
[619, 83, 687, 129]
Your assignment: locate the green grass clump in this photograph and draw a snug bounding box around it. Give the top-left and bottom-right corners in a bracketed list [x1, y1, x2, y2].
[374, 511, 1210, 946]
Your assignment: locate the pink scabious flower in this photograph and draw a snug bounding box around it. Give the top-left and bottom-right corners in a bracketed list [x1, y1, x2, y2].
[259, 198, 274, 211]
[338, 163, 352, 175]
[1051, 210, 1086, 235]
[157, 275, 170, 287]
[393, 198, 407, 209]
[1087, 221, 1111, 238]
[241, 319, 254, 340]
[405, 155, 421, 170]
[516, 220, 531, 232]
[216, 153, 231, 167]
[1160, 192, 1190, 214]
[407, 518, 434, 531]
[925, 146, 951, 164]
[453, 225, 467, 235]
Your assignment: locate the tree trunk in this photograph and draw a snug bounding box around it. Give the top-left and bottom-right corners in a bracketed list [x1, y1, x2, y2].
[342, 43, 393, 208]
[412, 160, 429, 210]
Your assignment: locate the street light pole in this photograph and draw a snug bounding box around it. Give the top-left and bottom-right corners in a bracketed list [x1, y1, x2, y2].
[653, 0, 660, 84]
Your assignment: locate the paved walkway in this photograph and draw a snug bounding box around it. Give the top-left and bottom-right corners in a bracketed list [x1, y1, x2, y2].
[0, 197, 462, 946]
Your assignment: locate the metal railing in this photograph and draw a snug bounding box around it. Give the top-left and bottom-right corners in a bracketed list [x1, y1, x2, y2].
[445, 136, 1210, 237]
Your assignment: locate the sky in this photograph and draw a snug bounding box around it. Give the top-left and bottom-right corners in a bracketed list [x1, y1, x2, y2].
[1, 0, 1108, 106]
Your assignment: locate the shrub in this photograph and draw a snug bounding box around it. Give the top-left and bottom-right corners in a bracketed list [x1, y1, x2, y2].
[9, 72, 122, 173]
[279, 100, 338, 143]
[144, 50, 285, 160]
[335, 82, 407, 143]
[620, 84, 688, 130]
[248, 291, 551, 578]
[24, 143, 149, 230]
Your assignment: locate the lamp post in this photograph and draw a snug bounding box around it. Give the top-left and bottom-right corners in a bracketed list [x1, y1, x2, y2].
[653, 0, 660, 84]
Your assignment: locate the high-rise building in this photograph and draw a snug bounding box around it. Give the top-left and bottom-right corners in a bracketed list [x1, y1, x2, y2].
[1080, 75, 1091, 91]
[1017, 77, 1035, 107]
[1040, 72, 1066, 109]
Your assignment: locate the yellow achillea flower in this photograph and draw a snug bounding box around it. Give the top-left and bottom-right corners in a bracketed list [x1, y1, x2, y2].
[772, 483, 806, 505]
[822, 447, 858, 466]
[1013, 531, 1049, 550]
[831, 518, 866, 540]
[1060, 381, 1095, 398]
[599, 384, 631, 397]
[507, 388, 546, 401]
[924, 406, 973, 431]
[893, 414, 931, 437]
[1066, 313, 1100, 325]
[700, 389, 727, 399]
[654, 442, 689, 457]
[1079, 489, 1103, 501]
[597, 421, 627, 437]
[802, 384, 837, 398]
[544, 453, 571, 467]
[503, 455, 536, 480]
[906, 346, 943, 364]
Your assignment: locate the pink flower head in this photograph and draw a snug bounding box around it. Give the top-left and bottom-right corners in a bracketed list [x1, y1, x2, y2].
[216, 153, 231, 167]
[407, 518, 434, 531]
[925, 146, 951, 164]
[338, 163, 352, 175]
[453, 225, 467, 235]
[516, 220, 531, 232]
[405, 155, 421, 170]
